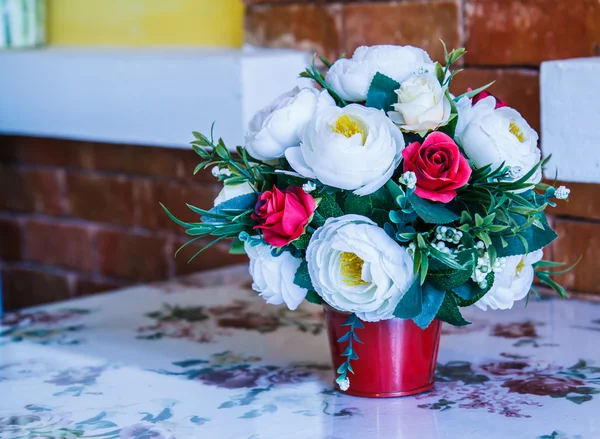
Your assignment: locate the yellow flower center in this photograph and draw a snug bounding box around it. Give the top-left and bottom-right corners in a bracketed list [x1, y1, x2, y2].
[509, 122, 525, 142]
[331, 115, 366, 145]
[515, 257, 526, 276]
[340, 252, 368, 286]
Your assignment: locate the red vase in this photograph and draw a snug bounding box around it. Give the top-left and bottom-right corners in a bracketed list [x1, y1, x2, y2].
[324, 305, 442, 398]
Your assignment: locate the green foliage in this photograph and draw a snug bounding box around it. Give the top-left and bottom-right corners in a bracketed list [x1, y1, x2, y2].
[452, 273, 495, 307]
[412, 282, 447, 330]
[365, 73, 400, 112]
[436, 292, 471, 326]
[336, 313, 364, 387]
[344, 187, 393, 226]
[292, 233, 311, 250]
[294, 260, 314, 291]
[300, 56, 347, 107]
[316, 192, 344, 220]
[454, 81, 495, 102]
[409, 193, 460, 224]
[393, 278, 423, 319]
[427, 250, 476, 290]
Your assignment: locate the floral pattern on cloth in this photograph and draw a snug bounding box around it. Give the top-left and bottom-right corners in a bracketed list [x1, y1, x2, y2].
[136, 299, 324, 343]
[1, 309, 91, 346]
[1, 275, 600, 438]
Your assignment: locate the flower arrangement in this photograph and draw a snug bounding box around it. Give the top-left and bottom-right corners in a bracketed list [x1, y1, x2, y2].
[163, 43, 572, 394]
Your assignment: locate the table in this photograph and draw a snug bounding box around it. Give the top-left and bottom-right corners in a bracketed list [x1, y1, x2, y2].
[1, 265, 599, 439]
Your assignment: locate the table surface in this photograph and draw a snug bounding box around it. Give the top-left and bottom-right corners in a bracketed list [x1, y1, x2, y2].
[1, 265, 599, 439]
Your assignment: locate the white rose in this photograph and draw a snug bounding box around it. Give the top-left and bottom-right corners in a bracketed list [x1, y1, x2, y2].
[244, 87, 335, 162]
[325, 45, 436, 102]
[388, 73, 452, 134]
[475, 250, 543, 311]
[285, 104, 405, 196]
[306, 215, 415, 322]
[245, 242, 307, 310]
[213, 182, 255, 206]
[456, 96, 541, 185]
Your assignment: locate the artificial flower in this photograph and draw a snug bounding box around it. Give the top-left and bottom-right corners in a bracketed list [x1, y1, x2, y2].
[213, 182, 255, 206]
[402, 132, 471, 203]
[475, 250, 543, 311]
[285, 104, 405, 196]
[455, 95, 541, 186]
[471, 90, 507, 109]
[245, 241, 308, 310]
[325, 45, 436, 102]
[245, 87, 335, 162]
[388, 73, 452, 134]
[306, 215, 415, 322]
[252, 186, 316, 247]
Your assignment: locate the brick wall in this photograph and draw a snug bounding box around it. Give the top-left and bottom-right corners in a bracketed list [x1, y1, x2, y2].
[244, 0, 600, 296]
[0, 136, 247, 310]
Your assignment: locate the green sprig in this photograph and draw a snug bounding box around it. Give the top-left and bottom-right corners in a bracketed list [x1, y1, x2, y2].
[335, 313, 364, 390]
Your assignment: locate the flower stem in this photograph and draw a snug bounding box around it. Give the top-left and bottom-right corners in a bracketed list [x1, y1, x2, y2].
[335, 313, 364, 391]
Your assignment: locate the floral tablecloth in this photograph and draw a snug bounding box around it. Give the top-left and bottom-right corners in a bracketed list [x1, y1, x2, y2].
[1, 265, 598, 439]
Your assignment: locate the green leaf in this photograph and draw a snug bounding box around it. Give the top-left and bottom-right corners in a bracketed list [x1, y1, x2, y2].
[412, 282, 446, 330]
[344, 187, 393, 226]
[292, 233, 311, 250]
[436, 292, 471, 326]
[316, 192, 344, 220]
[294, 260, 314, 291]
[566, 394, 593, 405]
[427, 252, 475, 290]
[454, 81, 495, 101]
[365, 72, 400, 112]
[409, 193, 460, 224]
[160, 203, 195, 229]
[304, 290, 323, 305]
[229, 239, 246, 255]
[452, 272, 495, 307]
[491, 212, 557, 258]
[276, 173, 306, 189]
[393, 278, 423, 319]
[203, 193, 258, 223]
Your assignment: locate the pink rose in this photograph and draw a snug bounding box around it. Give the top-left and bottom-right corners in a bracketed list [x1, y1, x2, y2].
[402, 132, 472, 203]
[252, 186, 316, 247]
[471, 90, 507, 109]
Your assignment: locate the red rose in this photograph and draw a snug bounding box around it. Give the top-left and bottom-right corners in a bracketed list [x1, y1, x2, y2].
[252, 186, 316, 247]
[471, 90, 507, 109]
[402, 132, 472, 203]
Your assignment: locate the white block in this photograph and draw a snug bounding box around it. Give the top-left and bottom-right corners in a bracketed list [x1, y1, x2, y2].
[0, 47, 311, 149]
[541, 58, 600, 183]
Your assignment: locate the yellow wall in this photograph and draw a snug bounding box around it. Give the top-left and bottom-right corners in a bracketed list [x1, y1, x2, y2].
[47, 0, 244, 47]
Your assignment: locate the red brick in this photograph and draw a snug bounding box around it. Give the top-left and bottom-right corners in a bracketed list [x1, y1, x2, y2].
[450, 68, 540, 131]
[76, 276, 128, 296]
[245, 4, 343, 61]
[172, 238, 248, 276]
[1, 266, 74, 310]
[136, 179, 220, 233]
[546, 182, 600, 222]
[24, 219, 94, 272]
[550, 219, 600, 295]
[342, 1, 461, 63]
[66, 173, 136, 226]
[97, 229, 169, 281]
[0, 136, 93, 168]
[0, 166, 65, 215]
[0, 217, 23, 261]
[465, 0, 600, 66]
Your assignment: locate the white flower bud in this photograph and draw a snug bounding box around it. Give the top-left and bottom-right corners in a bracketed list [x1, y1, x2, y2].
[302, 181, 317, 194]
[402, 171, 417, 189]
[555, 186, 570, 200]
[338, 377, 350, 391]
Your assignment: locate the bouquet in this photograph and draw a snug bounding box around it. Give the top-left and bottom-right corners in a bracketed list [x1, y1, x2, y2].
[163, 43, 572, 393]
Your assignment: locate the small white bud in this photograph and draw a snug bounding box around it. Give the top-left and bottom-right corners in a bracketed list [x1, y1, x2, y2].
[338, 377, 350, 391]
[211, 166, 220, 177]
[507, 166, 523, 180]
[401, 171, 417, 189]
[212, 166, 232, 178]
[302, 181, 317, 194]
[555, 186, 570, 200]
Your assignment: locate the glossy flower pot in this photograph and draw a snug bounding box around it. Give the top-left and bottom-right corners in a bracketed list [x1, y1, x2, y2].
[324, 305, 442, 398]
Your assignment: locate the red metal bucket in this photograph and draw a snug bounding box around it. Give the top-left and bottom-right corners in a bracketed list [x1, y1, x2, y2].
[324, 305, 442, 398]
